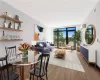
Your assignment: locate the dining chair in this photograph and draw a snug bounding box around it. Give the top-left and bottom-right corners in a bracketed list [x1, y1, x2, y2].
[30, 53, 50, 80]
[5, 46, 22, 64]
[5, 46, 22, 72]
[0, 55, 19, 80]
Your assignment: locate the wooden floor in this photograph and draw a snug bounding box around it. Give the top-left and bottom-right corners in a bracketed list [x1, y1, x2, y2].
[23, 52, 100, 80]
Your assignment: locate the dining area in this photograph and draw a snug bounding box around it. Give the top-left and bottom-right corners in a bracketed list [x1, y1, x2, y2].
[0, 43, 51, 80]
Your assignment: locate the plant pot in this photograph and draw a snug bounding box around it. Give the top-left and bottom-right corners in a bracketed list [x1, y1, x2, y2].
[76, 46, 80, 52]
[76, 44, 80, 52]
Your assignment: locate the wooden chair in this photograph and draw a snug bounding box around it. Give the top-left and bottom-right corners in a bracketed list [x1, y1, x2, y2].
[30, 53, 50, 80]
[0, 55, 19, 80]
[5, 46, 22, 64]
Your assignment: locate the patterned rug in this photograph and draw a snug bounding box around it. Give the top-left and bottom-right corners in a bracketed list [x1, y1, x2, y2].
[49, 49, 85, 72]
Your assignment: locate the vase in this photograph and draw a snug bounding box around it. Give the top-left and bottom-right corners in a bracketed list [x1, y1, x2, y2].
[22, 50, 28, 58]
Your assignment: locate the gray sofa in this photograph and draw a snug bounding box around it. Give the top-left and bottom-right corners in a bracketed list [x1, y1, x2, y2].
[35, 42, 52, 53]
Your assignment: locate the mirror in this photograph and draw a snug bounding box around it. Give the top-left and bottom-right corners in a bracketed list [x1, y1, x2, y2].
[85, 24, 96, 45]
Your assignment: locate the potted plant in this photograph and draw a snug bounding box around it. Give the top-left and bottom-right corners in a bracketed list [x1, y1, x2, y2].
[72, 30, 81, 52]
[18, 43, 30, 58]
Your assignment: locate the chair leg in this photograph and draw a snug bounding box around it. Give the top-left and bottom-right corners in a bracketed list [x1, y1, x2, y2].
[15, 78, 19, 80]
[46, 73, 48, 80]
[33, 75, 34, 80]
[37, 76, 38, 80]
[40, 77, 44, 80]
[30, 75, 31, 80]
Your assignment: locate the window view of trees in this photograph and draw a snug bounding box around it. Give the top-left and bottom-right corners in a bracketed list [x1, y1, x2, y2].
[53, 27, 76, 48]
[53, 29, 66, 47]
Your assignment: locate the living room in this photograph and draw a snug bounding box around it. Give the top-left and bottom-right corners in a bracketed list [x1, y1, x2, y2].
[0, 0, 100, 80]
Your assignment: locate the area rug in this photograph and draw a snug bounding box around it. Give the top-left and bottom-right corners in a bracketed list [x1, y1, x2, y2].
[49, 49, 85, 72]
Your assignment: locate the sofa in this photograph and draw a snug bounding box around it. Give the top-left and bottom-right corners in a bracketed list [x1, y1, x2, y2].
[35, 42, 52, 53]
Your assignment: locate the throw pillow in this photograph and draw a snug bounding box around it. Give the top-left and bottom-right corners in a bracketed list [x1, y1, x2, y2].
[39, 43, 43, 47]
[46, 42, 50, 46]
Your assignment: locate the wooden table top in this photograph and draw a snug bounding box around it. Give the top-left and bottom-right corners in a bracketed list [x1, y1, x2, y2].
[13, 58, 39, 66]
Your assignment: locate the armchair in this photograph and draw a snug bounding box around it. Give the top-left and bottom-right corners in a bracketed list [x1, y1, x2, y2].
[66, 41, 74, 50]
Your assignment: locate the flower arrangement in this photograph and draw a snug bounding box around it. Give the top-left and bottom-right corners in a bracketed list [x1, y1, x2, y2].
[19, 43, 30, 52]
[18, 43, 30, 57]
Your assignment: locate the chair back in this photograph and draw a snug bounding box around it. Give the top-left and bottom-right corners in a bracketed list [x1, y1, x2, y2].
[36, 53, 50, 76]
[5, 46, 17, 62]
[0, 55, 9, 80]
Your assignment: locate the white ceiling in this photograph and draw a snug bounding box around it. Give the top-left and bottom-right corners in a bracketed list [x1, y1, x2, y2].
[1, 0, 99, 27]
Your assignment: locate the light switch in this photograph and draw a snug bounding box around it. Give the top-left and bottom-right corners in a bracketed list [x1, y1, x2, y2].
[97, 38, 100, 43]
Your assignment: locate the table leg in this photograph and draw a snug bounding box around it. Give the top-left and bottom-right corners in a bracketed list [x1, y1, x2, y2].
[20, 66, 24, 80]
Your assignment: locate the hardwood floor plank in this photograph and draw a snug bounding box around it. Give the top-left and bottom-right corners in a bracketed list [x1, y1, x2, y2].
[78, 52, 100, 80]
[18, 52, 100, 80]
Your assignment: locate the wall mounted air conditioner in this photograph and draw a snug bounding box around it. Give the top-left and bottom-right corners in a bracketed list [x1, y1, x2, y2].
[81, 24, 86, 30]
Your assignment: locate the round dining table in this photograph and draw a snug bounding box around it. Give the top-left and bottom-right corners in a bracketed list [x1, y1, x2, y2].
[13, 57, 39, 80]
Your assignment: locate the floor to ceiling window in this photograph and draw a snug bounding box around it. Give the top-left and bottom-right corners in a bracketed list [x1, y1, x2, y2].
[53, 28, 66, 47]
[53, 27, 76, 48]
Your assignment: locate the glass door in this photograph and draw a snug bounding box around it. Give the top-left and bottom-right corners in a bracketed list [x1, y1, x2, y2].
[58, 31, 66, 47]
[68, 31, 75, 42]
[53, 27, 76, 48]
[67, 27, 76, 49]
[53, 28, 66, 48]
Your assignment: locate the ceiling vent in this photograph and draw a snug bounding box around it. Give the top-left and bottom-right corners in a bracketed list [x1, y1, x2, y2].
[82, 24, 86, 28]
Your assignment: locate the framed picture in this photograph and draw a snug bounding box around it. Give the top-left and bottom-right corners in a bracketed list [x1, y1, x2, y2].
[34, 24, 44, 41]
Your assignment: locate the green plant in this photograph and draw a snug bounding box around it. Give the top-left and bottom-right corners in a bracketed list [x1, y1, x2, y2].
[53, 29, 66, 46]
[72, 30, 81, 46]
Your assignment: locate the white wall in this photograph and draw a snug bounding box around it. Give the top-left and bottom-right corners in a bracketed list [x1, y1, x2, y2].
[45, 27, 53, 43]
[0, 1, 46, 57]
[82, 0, 100, 67]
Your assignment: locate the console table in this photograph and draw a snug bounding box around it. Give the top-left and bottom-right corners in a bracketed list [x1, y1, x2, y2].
[80, 45, 96, 64]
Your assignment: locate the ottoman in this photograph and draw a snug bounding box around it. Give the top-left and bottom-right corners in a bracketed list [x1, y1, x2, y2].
[55, 49, 66, 59]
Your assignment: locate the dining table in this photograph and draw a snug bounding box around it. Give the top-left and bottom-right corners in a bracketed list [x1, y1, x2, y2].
[13, 51, 40, 80]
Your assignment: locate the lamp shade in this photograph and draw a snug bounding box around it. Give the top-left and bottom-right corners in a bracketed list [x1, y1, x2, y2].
[32, 41, 36, 45]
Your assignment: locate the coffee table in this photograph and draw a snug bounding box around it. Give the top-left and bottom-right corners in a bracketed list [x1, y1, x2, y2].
[55, 49, 66, 59]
